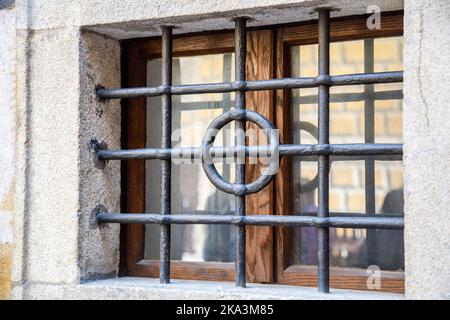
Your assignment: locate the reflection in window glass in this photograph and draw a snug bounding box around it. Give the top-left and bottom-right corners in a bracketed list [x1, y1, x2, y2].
[144, 53, 236, 262]
[290, 37, 404, 270]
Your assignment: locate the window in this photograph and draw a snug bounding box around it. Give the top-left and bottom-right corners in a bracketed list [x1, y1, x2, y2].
[97, 10, 404, 293]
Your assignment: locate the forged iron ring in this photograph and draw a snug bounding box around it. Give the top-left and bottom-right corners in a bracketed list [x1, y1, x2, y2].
[201, 109, 279, 196]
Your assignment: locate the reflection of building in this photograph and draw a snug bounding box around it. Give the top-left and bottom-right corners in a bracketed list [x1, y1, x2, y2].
[291, 38, 404, 270]
[292, 38, 403, 213]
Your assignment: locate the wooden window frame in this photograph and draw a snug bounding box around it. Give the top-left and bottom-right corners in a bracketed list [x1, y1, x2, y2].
[120, 11, 404, 293]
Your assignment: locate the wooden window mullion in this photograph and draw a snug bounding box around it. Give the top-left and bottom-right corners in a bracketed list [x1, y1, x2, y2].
[245, 29, 275, 283]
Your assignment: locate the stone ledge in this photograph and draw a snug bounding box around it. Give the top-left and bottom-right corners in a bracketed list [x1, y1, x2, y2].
[18, 277, 403, 300]
[15, 0, 403, 39]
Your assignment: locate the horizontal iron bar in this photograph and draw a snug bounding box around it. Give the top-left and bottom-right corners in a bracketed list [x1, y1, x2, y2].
[96, 213, 404, 229]
[97, 71, 403, 99]
[146, 209, 403, 219]
[96, 143, 403, 160]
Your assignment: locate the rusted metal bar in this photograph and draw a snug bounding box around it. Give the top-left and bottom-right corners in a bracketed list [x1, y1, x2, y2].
[234, 17, 247, 288]
[317, 8, 330, 293]
[97, 72, 403, 99]
[364, 38, 378, 266]
[96, 213, 404, 229]
[160, 25, 172, 284]
[97, 143, 403, 160]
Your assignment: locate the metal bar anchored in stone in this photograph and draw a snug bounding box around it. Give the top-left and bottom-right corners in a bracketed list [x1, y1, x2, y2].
[97, 72, 403, 99]
[97, 213, 404, 229]
[160, 25, 172, 285]
[317, 8, 331, 293]
[96, 143, 403, 160]
[234, 16, 248, 288]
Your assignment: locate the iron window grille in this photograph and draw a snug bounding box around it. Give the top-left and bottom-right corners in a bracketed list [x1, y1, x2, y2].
[95, 9, 404, 293]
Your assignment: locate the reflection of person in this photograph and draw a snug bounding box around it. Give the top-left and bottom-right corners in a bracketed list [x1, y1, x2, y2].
[292, 177, 404, 270]
[375, 189, 404, 270]
[290, 179, 318, 265]
[203, 191, 235, 262]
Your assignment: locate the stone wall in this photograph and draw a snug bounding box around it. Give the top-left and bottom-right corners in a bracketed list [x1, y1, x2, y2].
[403, 0, 450, 300]
[0, 2, 16, 300]
[1, 0, 450, 300]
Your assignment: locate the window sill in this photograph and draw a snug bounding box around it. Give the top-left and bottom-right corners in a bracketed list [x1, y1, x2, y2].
[21, 277, 404, 300]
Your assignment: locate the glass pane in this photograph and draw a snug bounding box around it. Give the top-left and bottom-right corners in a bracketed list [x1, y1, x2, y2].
[144, 53, 236, 262]
[290, 37, 404, 271]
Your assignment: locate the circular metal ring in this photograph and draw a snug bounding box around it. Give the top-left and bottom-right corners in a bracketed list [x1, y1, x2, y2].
[201, 109, 279, 196]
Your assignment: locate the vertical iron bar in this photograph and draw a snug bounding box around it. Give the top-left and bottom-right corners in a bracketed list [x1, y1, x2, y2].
[222, 53, 233, 190]
[317, 9, 330, 293]
[234, 17, 247, 288]
[160, 25, 172, 284]
[364, 39, 377, 265]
